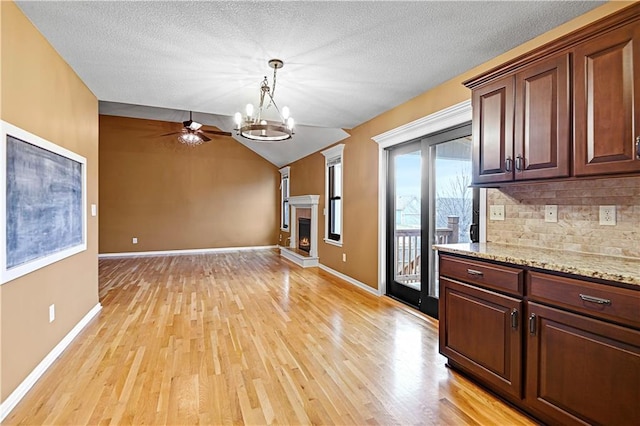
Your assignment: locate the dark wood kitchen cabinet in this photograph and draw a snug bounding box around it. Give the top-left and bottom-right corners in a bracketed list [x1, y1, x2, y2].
[573, 21, 640, 176]
[525, 271, 640, 424]
[471, 76, 515, 184]
[439, 256, 524, 399]
[466, 3, 640, 185]
[514, 54, 571, 180]
[525, 302, 640, 425]
[470, 53, 571, 184]
[439, 254, 640, 425]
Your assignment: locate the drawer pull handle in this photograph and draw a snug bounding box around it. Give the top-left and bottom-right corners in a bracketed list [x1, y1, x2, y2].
[467, 269, 484, 277]
[529, 314, 536, 335]
[511, 309, 518, 330]
[579, 294, 611, 305]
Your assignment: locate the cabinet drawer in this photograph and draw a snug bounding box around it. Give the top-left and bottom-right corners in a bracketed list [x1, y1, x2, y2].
[528, 272, 640, 329]
[439, 255, 524, 296]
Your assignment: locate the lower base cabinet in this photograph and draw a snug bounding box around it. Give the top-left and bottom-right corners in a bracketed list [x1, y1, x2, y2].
[439, 254, 640, 425]
[526, 302, 640, 425]
[440, 278, 523, 399]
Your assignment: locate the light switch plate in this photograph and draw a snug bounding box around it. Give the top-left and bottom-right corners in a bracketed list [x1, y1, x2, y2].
[132, 237, 138, 244]
[545, 205, 558, 223]
[489, 205, 505, 221]
[91, 204, 97, 217]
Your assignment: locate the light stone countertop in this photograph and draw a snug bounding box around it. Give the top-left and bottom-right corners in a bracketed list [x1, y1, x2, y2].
[433, 242, 640, 287]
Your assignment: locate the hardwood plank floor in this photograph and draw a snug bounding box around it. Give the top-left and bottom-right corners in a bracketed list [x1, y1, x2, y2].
[5, 250, 536, 425]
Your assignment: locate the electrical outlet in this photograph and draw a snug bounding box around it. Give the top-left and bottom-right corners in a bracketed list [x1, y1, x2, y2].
[342, 253, 347, 262]
[489, 205, 505, 221]
[599, 205, 616, 226]
[132, 237, 138, 244]
[49, 304, 55, 323]
[545, 205, 558, 223]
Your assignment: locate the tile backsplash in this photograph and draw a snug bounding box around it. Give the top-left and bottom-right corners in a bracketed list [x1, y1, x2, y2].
[486, 176, 640, 258]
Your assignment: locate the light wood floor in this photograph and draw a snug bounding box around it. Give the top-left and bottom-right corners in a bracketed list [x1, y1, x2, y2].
[5, 250, 535, 425]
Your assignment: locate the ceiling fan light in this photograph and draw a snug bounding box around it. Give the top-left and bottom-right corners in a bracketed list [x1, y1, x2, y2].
[178, 132, 204, 146]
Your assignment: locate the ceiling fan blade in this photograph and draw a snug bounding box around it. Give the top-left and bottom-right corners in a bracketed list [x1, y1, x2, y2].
[160, 131, 182, 136]
[202, 130, 232, 136]
[200, 134, 212, 142]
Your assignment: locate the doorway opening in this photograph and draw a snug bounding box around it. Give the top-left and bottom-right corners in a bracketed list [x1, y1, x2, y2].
[386, 123, 477, 318]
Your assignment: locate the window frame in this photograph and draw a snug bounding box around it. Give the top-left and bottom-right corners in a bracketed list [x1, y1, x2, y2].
[321, 144, 345, 246]
[279, 166, 290, 232]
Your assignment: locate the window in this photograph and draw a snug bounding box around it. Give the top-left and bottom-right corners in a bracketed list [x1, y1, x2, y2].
[321, 144, 344, 245]
[279, 167, 290, 231]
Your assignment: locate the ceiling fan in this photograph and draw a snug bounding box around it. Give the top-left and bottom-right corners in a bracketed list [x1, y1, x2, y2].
[162, 111, 232, 145]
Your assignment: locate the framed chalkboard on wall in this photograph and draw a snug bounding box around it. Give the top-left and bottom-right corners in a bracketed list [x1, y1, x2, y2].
[0, 121, 87, 284]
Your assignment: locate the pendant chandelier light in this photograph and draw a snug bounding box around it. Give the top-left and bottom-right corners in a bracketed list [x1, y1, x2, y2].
[234, 59, 295, 142]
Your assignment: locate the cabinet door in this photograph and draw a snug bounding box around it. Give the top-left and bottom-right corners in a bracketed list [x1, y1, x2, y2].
[472, 76, 515, 184]
[574, 22, 640, 176]
[439, 277, 523, 398]
[526, 302, 640, 425]
[514, 54, 570, 180]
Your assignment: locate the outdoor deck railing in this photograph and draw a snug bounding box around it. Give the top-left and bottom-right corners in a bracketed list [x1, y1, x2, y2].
[395, 216, 459, 284]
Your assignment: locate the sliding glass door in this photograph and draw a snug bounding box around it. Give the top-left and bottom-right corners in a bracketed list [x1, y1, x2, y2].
[386, 124, 475, 318]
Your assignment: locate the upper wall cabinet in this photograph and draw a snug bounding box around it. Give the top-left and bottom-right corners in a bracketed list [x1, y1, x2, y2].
[472, 76, 514, 184]
[471, 54, 570, 184]
[515, 54, 570, 181]
[573, 22, 640, 176]
[465, 4, 640, 186]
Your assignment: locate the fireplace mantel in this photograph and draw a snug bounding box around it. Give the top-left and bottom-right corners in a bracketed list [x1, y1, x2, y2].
[288, 195, 319, 206]
[280, 194, 320, 267]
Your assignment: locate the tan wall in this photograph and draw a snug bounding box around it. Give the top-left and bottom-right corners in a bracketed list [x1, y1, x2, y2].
[284, 1, 636, 290]
[0, 1, 99, 402]
[99, 115, 279, 253]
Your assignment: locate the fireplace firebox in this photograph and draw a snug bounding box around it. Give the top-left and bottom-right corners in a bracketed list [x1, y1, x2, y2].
[298, 218, 311, 253]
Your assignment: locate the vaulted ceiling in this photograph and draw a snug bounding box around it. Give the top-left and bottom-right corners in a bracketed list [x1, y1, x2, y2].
[16, 1, 604, 166]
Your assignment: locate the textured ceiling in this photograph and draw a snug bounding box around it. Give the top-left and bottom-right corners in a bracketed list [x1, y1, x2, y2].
[16, 1, 604, 166]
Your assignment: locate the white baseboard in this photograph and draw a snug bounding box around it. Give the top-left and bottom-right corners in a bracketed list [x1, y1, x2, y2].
[0, 303, 102, 422]
[318, 264, 381, 296]
[99, 245, 278, 258]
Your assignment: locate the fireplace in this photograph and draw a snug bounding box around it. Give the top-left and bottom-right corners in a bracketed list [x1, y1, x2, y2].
[298, 218, 311, 253]
[279, 194, 319, 268]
